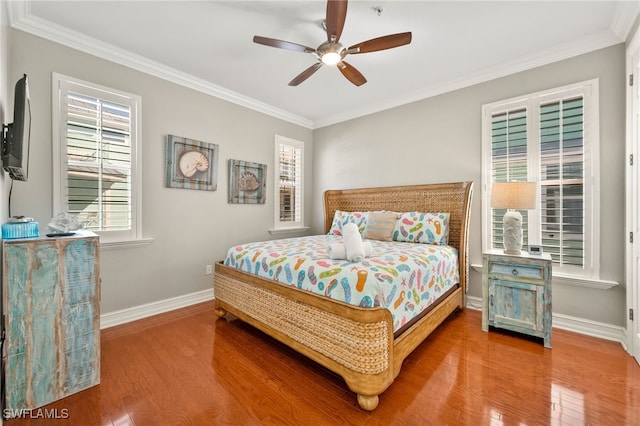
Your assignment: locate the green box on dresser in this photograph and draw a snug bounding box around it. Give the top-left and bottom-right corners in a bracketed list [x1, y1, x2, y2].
[482, 249, 552, 348]
[2, 232, 100, 414]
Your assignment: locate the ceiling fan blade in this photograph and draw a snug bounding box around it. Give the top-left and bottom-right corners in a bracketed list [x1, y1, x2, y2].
[289, 63, 323, 86]
[325, 0, 348, 42]
[338, 61, 366, 86]
[253, 36, 316, 53]
[348, 32, 412, 54]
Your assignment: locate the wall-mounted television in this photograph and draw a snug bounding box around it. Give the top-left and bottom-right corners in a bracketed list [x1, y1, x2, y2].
[2, 74, 31, 182]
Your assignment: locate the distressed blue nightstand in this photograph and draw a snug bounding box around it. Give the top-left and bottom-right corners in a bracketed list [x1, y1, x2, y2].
[482, 249, 552, 348]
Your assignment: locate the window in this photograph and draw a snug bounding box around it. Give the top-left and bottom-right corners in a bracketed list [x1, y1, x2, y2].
[274, 135, 304, 229]
[482, 79, 599, 279]
[52, 73, 142, 244]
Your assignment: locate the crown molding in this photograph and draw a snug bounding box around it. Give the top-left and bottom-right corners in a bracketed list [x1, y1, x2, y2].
[610, 1, 640, 41]
[7, 1, 632, 130]
[7, 1, 314, 129]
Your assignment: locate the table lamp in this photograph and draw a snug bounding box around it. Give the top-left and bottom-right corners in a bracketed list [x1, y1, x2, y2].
[491, 182, 537, 254]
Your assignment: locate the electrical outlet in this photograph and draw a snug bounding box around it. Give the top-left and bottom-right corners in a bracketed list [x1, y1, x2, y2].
[206, 264, 212, 275]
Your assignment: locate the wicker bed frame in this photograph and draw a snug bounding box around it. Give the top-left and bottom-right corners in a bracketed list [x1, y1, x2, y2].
[213, 181, 474, 410]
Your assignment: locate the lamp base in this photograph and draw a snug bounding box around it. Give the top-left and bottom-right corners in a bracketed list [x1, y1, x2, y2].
[502, 210, 523, 255]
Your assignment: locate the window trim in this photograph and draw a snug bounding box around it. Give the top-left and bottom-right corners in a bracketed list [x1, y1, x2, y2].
[481, 79, 602, 282]
[52, 72, 144, 245]
[273, 134, 305, 231]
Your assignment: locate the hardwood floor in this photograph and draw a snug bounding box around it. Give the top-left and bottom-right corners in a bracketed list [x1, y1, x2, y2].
[6, 301, 639, 425]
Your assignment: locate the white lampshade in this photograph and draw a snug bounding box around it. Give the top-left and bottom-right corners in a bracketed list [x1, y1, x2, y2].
[491, 182, 537, 210]
[491, 182, 537, 254]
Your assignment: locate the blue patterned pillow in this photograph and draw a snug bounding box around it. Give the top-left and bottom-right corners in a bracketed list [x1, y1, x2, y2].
[327, 210, 368, 236]
[392, 212, 450, 245]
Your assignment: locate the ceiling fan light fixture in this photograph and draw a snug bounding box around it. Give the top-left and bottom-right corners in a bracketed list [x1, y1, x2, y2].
[317, 41, 344, 65]
[321, 51, 342, 65]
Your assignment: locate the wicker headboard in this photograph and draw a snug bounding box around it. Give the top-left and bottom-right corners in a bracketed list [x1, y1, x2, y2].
[323, 182, 474, 293]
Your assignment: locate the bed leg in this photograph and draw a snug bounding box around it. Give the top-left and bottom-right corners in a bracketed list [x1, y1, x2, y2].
[214, 307, 227, 318]
[357, 394, 379, 411]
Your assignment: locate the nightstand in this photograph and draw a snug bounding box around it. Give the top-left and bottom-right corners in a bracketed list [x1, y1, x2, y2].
[482, 249, 552, 348]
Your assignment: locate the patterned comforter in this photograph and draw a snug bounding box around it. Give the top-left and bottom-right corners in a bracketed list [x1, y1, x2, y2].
[223, 235, 459, 332]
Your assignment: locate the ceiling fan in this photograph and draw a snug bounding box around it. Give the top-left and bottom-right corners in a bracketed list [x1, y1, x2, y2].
[253, 0, 412, 87]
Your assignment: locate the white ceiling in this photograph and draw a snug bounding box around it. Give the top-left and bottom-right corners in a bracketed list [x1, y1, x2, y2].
[7, 1, 640, 128]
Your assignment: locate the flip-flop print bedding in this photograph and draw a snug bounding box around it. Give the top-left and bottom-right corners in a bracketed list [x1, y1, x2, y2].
[223, 235, 459, 332]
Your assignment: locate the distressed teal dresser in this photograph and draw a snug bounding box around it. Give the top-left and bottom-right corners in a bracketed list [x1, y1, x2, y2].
[482, 249, 552, 348]
[2, 232, 100, 412]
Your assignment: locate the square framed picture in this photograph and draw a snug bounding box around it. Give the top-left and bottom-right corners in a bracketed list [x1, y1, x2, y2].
[228, 159, 266, 204]
[165, 135, 219, 191]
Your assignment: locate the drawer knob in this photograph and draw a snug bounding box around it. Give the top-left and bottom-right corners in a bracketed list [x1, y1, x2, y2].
[512, 268, 519, 276]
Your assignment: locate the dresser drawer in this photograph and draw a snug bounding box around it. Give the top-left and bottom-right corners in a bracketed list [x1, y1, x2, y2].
[488, 261, 543, 280]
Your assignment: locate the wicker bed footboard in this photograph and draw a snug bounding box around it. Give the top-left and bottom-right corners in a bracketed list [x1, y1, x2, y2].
[214, 263, 395, 410]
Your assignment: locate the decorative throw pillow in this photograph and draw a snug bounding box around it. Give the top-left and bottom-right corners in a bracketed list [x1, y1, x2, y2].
[392, 212, 450, 245]
[327, 211, 368, 236]
[363, 211, 398, 241]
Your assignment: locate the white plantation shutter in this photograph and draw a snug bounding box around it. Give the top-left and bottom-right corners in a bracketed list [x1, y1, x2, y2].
[482, 79, 598, 279]
[53, 74, 142, 243]
[274, 135, 304, 229]
[490, 108, 531, 249]
[278, 143, 301, 221]
[66, 92, 132, 231]
[539, 97, 585, 267]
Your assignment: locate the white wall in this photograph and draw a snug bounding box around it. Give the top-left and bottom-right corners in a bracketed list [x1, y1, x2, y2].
[8, 29, 313, 314]
[312, 45, 627, 327]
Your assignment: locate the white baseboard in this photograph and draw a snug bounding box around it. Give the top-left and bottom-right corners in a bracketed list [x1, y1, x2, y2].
[465, 295, 483, 311]
[552, 313, 626, 344]
[465, 295, 626, 345]
[100, 289, 214, 329]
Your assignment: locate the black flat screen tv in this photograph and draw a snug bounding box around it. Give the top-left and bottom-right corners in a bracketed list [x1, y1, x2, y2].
[2, 74, 31, 181]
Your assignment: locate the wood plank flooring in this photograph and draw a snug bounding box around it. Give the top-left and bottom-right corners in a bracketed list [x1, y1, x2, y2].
[5, 301, 639, 425]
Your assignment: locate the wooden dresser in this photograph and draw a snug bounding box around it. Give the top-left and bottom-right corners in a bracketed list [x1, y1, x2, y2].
[482, 249, 552, 348]
[2, 232, 100, 412]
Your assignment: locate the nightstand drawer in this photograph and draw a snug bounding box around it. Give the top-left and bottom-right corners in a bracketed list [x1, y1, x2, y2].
[489, 262, 543, 280]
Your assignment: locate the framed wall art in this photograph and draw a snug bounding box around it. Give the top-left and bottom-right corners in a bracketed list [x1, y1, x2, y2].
[165, 135, 219, 191]
[228, 159, 266, 204]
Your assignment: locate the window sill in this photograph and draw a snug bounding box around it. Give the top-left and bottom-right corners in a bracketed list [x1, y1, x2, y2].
[552, 273, 619, 290]
[268, 227, 310, 236]
[100, 237, 154, 251]
[470, 263, 619, 290]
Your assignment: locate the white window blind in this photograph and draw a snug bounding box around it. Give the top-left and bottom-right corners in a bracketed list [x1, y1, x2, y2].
[482, 79, 599, 278]
[274, 135, 304, 229]
[53, 74, 142, 244]
[66, 92, 132, 231]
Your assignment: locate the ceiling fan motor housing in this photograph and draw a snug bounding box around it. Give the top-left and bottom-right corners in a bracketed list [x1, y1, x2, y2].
[317, 41, 346, 65]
